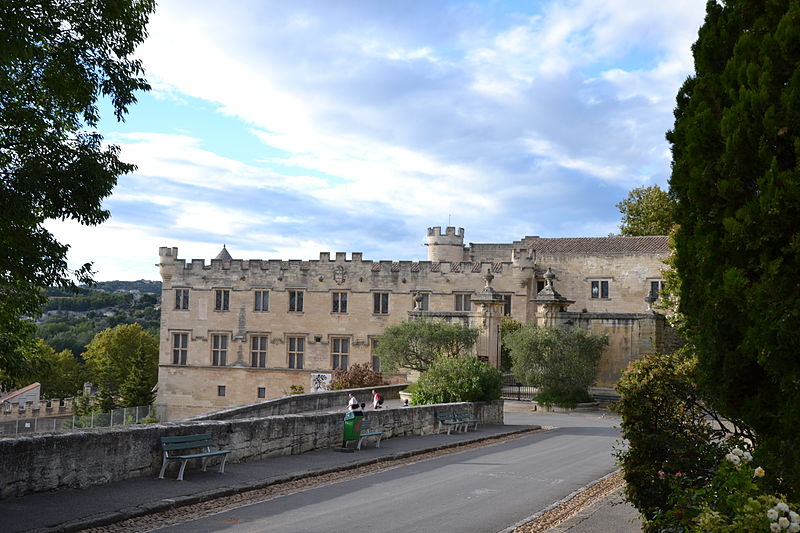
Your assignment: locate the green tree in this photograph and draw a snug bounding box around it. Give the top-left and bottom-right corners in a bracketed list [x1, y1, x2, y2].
[0, 0, 156, 387]
[667, 0, 800, 492]
[118, 345, 156, 407]
[412, 356, 503, 405]
[616, 185, 675, 236]
[373, 320, 480, 374]
[503, 325, 607, 407]
[83, 323, 157, 410]
[27, 339, 86, 399]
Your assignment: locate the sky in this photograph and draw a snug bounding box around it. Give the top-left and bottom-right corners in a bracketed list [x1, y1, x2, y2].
[47, 0, 708, 281]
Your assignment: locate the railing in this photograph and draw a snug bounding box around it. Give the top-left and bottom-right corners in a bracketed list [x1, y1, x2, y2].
[500, 373, 537, 401]
[0, 405, 155, 437]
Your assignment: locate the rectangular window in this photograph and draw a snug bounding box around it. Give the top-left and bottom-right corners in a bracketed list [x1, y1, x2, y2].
[502, 294, 512, 316]
[175, 289, 189, 310]
[332, 337, 350, 370]
[454, 293, 471, 311]
[591, 280, 610, 299]
[650, 281, 666, 299]
[288, 336, 304, 369]
[536, 280, 546, 294]
[332, 292, 347, 313]
[257, 387, 266, 399]
[172, 332, 188, 365]
[371, 338, 380, 372]
[251, 335, 268, 367]
[211, 334, 228, 366]
[254, 290, 269, 312]
[289, 290, 304, 312]
[217, 385, 226, 397]
[373, 292, 389, 314]
[215, 289, 230, 311]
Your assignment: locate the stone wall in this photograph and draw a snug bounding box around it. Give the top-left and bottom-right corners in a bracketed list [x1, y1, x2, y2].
[189, 384, 408, 421]
[557, 311, 679, 389]
[0, 390, 503, 499]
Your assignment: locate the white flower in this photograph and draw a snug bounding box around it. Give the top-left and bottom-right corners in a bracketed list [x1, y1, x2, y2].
[778, 502, 791, 513]
[780, 516, 791, 529]
[770, 509, 781, 521]
[754, 466, 765, 478]
[788, 523, 800, 533]
[774, 523, 784, 533]
[790, 511, 799, 523]
[742, 451, 753, 463]
[731, 447, 744, 456]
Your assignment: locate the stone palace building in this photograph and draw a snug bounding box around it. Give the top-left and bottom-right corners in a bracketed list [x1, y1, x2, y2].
[156, 226, 674, 420]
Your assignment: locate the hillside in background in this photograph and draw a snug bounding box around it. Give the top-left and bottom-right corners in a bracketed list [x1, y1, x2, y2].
[36, 281, 162, 357]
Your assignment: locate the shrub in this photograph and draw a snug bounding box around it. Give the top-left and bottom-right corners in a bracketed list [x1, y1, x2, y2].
[503, 324, 607, 407]
[655, 442, 800, 532]
[330, 362, 387, 390]
[288, 384, 304, 395]
[612, 351, 729, 526]
[411, 356, 502, 405]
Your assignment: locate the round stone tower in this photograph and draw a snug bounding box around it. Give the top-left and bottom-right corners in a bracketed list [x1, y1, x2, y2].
[425, 226, 465, 262]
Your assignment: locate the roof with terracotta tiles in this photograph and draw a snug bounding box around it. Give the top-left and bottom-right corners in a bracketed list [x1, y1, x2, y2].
[520, 235, 669, 254]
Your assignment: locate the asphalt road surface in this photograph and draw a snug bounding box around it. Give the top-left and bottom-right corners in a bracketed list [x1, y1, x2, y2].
[154, 412, 620, 533]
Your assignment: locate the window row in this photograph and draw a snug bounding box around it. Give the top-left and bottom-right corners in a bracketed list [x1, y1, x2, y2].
[171, 333, 381, 372]
[588, 280, 666, 300]
[215, 385, 267, 398]
[173, 290, 513, 314]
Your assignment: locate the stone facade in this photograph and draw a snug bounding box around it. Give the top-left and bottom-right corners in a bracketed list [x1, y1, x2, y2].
[157, 227, 671, 420]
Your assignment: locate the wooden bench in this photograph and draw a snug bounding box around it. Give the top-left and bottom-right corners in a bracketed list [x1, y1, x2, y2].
[435, 411, 463, 435]
[357, 419, 383, 450]
[454, 410, 480, 432]
[159, 433, 231, 481]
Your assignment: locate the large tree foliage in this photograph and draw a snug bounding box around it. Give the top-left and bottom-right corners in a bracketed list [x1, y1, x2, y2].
[0, 0, 155, 387]
[83, 323, 157, 410]
[27, 339, 86, 399]
[616, 185, 675, 236]
[373, 320, 480, 374]
[503, 324, 607, 406]
[668, 0, 800, 492]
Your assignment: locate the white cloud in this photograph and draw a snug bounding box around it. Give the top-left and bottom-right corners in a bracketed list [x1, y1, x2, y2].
[79, 0, 709, 278]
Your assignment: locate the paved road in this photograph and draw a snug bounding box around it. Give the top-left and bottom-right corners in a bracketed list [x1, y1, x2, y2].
[157, 411, 620, 533]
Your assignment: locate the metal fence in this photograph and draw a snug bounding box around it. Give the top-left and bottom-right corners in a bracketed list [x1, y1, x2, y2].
[500, 373, 537, 401]
[0, 404, 155, 437]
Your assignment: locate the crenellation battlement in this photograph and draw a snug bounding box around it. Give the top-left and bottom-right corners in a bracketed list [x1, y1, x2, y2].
[159, 248, 510, 283]
[427, 226, 464, 238]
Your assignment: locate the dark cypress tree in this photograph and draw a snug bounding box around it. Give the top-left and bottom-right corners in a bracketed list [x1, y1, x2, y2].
[668, 0, 800, 491]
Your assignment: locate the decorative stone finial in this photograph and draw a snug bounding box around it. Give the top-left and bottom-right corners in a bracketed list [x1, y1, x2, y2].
[484, 268, 494, 288]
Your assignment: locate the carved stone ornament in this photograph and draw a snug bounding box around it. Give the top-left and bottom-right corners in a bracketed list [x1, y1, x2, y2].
[334, 265, 346, 285]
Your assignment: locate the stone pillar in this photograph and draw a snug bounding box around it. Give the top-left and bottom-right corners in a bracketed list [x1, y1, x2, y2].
[531, 267, 574, 327]
[469, 269, 506, 368]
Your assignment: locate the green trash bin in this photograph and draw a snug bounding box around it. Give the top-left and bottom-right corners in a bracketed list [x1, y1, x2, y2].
[342, 409, 364, 447]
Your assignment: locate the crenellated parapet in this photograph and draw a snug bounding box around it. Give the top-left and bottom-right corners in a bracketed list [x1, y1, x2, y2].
[158, 246, 512, 292]
[1, 398, 76, 420]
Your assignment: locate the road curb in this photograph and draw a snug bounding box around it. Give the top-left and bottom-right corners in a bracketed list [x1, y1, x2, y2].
[497, 470, 623, 533]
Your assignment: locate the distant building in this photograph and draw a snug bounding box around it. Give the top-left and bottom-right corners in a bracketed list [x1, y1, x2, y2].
[156, 227, 674, 420]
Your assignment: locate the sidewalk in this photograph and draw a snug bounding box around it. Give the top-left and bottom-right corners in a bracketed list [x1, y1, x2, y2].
[551, 488, 642, 533]
[1, 419, 536, 533]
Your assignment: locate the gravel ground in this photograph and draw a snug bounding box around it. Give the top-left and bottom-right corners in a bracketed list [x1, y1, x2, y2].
[82, 428, 619, 533]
